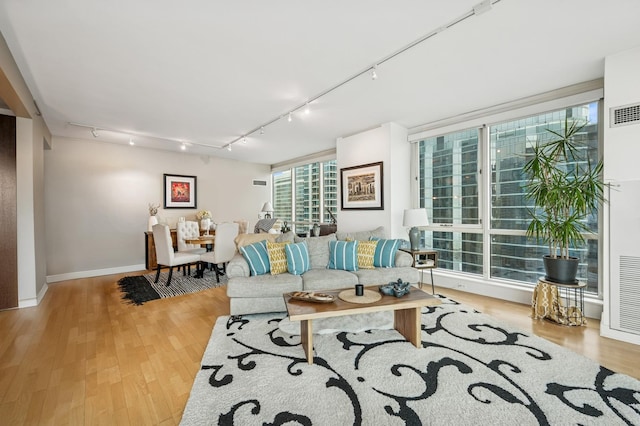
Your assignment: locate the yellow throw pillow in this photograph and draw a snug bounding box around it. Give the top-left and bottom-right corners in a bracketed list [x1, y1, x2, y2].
[266, 241, 290, 275]
[357, 240, 378, 269]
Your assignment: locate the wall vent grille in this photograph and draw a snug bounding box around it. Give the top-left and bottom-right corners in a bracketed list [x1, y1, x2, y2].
[610, 103, 640, 127]
[619, 255, 640, 335]
[252, 180, 267, 186]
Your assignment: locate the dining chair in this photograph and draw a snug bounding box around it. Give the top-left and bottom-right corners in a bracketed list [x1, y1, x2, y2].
[176, 221, 206, 254]
[152, 224, 201, 286]
[234, 219, 249, 235]
[200, 222, 239, 283]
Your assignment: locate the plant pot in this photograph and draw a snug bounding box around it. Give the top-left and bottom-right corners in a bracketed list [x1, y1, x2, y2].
[543, 255, 579, 284]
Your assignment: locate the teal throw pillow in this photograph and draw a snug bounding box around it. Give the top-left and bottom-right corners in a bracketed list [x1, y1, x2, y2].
[370, 238, 401, 268]
[285, 241, 310, 275]
[328, 240, 359, 271]
[239, 240, 270, 276]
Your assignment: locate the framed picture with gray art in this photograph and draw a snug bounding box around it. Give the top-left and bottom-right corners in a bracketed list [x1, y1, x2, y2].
[163, 174, 197, 209]
[340, 161, 383, 210]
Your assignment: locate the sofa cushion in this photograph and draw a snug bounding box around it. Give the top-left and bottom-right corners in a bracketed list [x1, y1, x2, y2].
[301, 268, 359, 291]
[266, 241, 290, 275]
[227, 274, 303, 298]
[336, 226, 385, 242]
[371, 238, 402, 268]
[294, 233, 337, 269]
[239, 240, 270, 276]
[356, 240, 378, 269]
[285, 241, 310, 275]
[352, 266, 420, 286]
[328, 240, 358, 271]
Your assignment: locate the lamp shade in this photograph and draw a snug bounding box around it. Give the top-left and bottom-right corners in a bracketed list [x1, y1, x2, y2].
[403, 208, 429, 228]
[261, 202, 274, 213]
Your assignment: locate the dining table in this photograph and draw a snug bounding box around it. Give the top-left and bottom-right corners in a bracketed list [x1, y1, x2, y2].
[185, 234, 216, 278]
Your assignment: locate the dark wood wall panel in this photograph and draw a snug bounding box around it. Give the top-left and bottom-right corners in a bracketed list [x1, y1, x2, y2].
[0, 114, 17, 309]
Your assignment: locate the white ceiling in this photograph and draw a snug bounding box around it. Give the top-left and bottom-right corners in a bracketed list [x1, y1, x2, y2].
[1, 0, 640, 165]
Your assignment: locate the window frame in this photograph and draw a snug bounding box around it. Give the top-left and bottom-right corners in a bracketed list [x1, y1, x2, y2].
[410, 88, 604, 296]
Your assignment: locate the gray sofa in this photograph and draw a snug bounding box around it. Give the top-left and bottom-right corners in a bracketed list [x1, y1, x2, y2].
[226, 227, 419, 315]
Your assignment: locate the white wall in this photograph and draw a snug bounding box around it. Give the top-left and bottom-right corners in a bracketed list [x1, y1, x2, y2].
[1, 32, 51, 307]
[336, 122, 411, 238]
[601, 45, 640, 344]
[44, 137, 271, 280]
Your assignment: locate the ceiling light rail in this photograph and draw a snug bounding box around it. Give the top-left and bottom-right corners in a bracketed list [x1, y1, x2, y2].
[221, 0, 500, 151]
[67, 121, 226, 150]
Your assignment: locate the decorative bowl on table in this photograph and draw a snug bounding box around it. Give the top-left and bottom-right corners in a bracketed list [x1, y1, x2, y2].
[379, 279, 412, 297]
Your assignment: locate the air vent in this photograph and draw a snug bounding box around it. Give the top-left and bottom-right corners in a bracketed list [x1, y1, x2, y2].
[610, 103, 640, 127]
[252, 180, 267, 186]
[619, 255, 640, 335]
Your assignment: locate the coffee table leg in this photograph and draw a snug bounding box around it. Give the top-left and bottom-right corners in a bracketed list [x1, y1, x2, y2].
[300, 319, 314, 364]
[394, 307, 422, 348]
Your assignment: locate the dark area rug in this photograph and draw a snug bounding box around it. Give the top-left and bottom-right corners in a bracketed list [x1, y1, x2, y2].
[117, 270, 227, 305]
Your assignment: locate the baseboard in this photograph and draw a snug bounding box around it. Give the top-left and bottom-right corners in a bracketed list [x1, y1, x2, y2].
[19, 281, 49, 308]
[600, 325, 640, 346]
[47, 264, 146, 283]
[432, 270, 604, 319]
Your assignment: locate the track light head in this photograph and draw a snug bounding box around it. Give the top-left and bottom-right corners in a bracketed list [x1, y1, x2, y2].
[91, 128, 99, 138]
[304, 103, 310, 115]
[181, 143, 186, 150]
[260, 127, 265, 135]
[242, 137, 247, 144]
[287, 112, 292, 122]
[371, 65, 378, 80]
[227, 145, 232, 151]
[129, 139, 134, 146]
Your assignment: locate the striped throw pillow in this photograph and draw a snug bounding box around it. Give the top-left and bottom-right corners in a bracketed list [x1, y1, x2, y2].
[285, 241, 310, 275]
[357, 240, 378, 269]
[328, 240, 359, 271]
[239, 240, 270, 276]
[266, 241, 290, 275]
[371, 238, 402, 268]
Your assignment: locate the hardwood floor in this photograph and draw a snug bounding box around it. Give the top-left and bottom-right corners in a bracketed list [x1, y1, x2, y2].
[1, 273, 638, 425]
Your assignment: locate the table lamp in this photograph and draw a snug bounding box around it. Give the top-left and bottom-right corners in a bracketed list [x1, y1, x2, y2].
[403, 208, 429, 250]
[261, 201, 274, 219]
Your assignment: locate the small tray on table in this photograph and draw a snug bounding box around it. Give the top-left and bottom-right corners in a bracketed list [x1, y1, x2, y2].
[287, 291, 336, 303]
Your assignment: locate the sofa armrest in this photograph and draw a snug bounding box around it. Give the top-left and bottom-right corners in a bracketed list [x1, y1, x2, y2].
[227, 253, 250, 278]
[394, 250, 413, 267]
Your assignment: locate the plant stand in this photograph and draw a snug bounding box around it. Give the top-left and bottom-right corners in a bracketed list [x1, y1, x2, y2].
[531, 277, 586, 326]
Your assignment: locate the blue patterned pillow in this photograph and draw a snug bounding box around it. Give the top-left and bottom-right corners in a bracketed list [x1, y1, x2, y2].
[239, 240, 270, 276]
[370, 238, 401, 268]
[285, 241, 310, 275]
[328, 240, 359, 271]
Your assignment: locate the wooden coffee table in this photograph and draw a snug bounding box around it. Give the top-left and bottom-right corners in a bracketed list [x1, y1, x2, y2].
[283, 286, 442, 364]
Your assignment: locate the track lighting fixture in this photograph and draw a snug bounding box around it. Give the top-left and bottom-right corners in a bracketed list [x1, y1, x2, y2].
[91, 128, 99, 138]
[371, 65, 378, 80]
[129, 139, 134, 146]
[227, 145, 232, 151]
[260, 127, 265, 135]
[288, 112, 292, 122]
[242, 137, 247, 144]
[181, 143, 186, 150]
[304, 103, 310, 115]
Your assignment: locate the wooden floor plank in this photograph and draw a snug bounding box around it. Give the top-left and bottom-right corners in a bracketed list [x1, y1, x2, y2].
[0, 272, 638, 425]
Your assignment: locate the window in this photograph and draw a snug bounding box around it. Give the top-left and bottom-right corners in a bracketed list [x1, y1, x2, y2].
[272, 160, 337, 235]
[417, 102, 601, 294]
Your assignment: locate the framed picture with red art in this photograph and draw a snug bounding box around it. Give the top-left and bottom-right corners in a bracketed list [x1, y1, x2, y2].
[163, 174, 197, 209]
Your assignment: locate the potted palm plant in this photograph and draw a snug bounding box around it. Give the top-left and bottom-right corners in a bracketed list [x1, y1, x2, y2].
[523, 119, 605, 284]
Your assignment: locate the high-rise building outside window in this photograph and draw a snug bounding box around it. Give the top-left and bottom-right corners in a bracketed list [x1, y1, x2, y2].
[271, 160, 337, 235]
[417, 102, 600, 294]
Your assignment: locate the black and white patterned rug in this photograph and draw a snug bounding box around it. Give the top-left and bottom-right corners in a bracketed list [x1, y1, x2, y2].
[181, 296, 640, 425]
[117, 270, 227, 305]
